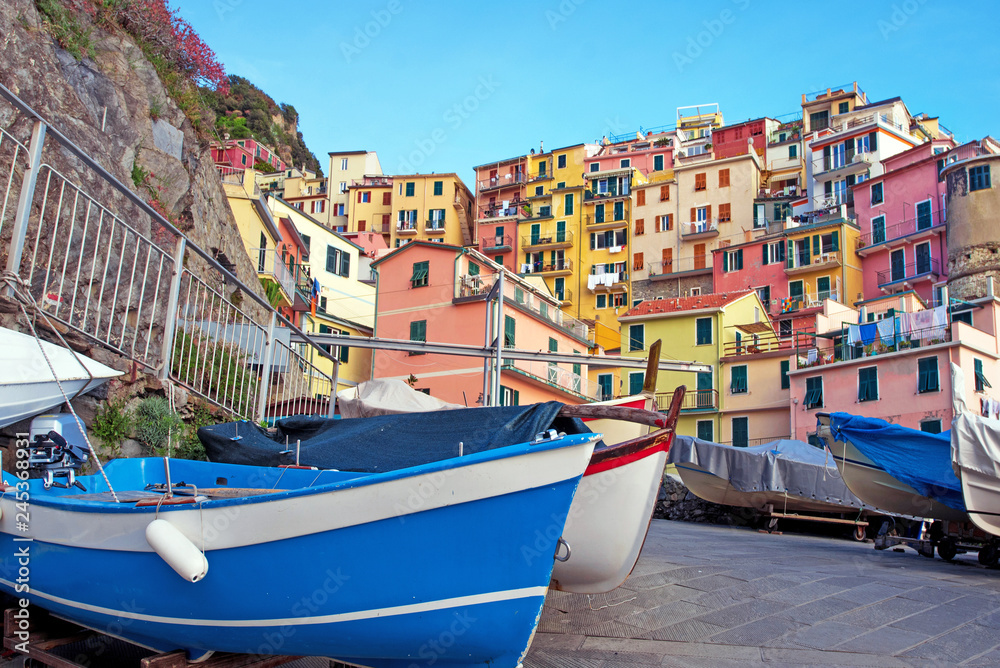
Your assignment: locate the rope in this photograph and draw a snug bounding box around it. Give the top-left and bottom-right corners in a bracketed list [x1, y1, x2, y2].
[2, 271, 120, 503]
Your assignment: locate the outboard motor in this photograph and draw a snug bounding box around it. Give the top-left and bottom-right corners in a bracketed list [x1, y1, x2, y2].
[28, 415, 90, 490]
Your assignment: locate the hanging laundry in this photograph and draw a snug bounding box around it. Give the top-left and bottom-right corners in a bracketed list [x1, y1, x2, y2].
[983, 397, 990, 417]
[909, 309, 935, 340]
[858, 322, 879, 345]
[847, 324, 862, 346]
[587, 274, 599, 290]
[898, 311, 913, 337]
[876, 317, 896, 346]
[929, 305, 949, 340]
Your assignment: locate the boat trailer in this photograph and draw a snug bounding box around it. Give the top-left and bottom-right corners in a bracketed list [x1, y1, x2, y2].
[873, 517, 1000, 565]
[758, 502, 870, 542]
[1, 605, 341, 668]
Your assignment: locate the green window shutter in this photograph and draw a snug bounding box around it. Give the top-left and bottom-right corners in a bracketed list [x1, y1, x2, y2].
[433, 181, 443, 196]
[629, 325, 644, 352]
[736, 248, 743, 270]
[786, 240, 794, 269]
[531, 224, 540, 243]
[696, 421, 714, 442]
[410, 320, 426, 343]
[513, 389, 519, 406]
[504, 315, 516, 348]
[869, 131, 877, 151]
[654, 155, 663, 171]
[731, 366, 747, 393]
[469, 263, 479, 276]
[548, 337, 558, 353]
[629, 372, 644, 395]
[976, 358, 991, 390]
[596, 294, 606, 308]
[812, 235, 820, 257]
[762, 243, 769, 266]
[831, 230, 839, 252]
[405, 182, 414, 196]
[859, 367, 878, 401]
[696, 318, 712, 345]
[556, 220, 566, 242]
[780, 360, 790, 389]
[722, 251, 729, 273]
[565, 193, 574, 215]
[338, 332, 350, 363]
[590, 233, 596, 250]
[732, 417, 749, 447]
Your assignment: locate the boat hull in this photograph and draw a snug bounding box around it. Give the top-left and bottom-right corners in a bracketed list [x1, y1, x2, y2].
[674, 462, 856, 514]
[0, 437, 596, 667]
[818, 420, 968, 522]
[961, 467, 1000, 536]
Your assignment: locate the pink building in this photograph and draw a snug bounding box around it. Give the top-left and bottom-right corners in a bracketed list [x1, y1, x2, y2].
[712, 117, 774, 161]
[585, 132, 674, 177]
[788, 294, 1000, 442]
[211, 138, 286, 172]
[371, 242, 596, 406]
[854, 140, 956, 305]
[473, 155, 527, 270]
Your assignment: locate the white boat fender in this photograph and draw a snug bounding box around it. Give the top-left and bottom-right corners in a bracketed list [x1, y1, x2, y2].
[145, 519, 209, 582]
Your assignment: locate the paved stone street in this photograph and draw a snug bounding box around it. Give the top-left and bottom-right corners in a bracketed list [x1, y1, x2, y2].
[525, 520, 1000, 667]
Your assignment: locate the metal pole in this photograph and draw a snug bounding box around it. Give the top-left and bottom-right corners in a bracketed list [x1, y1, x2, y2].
[5, 120, 46, 295]
[482, 296, 490, 406]
[493, 270, 504, 406]
[328, 358, 339, 418]
[255, 312, 278, 423]
[158, 237, 187, 380]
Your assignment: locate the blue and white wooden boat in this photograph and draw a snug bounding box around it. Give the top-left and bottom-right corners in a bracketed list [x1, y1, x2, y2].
[0, 430, 598, 667]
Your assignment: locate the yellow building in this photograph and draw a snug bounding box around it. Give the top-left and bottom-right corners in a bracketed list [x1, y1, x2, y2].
[389, 174, 475, 249]
[268, 197, 376, 393]
[346, 175, 394, 243]
[328, 150, 383, 231]
[618, 290, 780, 442]
[782, 215, 863, 309]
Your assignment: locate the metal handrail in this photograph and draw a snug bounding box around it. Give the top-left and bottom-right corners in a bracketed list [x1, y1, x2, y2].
[857, 209, 945, 249]
[876, 258, 942, 286]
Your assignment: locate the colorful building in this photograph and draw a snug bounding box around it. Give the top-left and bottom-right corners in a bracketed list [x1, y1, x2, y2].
[618, 290, 770, 441]
[473, 155, 527, 270]
[211, 137, 285, 172]
[328, 150, 383, 232]
[370, 242, 595, 406]
[388, 174, 475, 249]
[346, 175, 394, 243]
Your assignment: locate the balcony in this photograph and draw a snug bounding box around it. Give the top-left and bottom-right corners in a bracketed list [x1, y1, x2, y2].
[776, 290, 841, 314]
[504, 282, 591, 342]
[480, 233, 513, 253]
[455, 273, 495, 301]
[528, 164, 553, 183]
[795, 322, 952, 371]
[380, 222, 391, 234]
[856, 210, 946, 255]
[557, 288, 573, 306]
[522, 258, 573, 277]
[425, 219, 446, 234]
[396, 221, 419, 235]
[785, 249, 843, 276]
[479, 199, 528, 221]
[681, 219, 719, 239]
[877, 257, 941, 290]
[812, 150, 873, 179]
[656, 388, 717, 412]
[501, 359, 600, 401]
[522, 230, 574, 251]
[583, 189, 631, 204]
[587, 267, 627, 292]
[351, 176, 393, 187]
[478, 173, 526, 192]
[647, 255, 712, 278]
[585, 214, 628, 231]
[250, 248, 295, 307]
[522, 205, 554, 222]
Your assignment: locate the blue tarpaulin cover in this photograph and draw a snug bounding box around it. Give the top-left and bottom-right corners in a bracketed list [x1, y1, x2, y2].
[825, 412, 966, 511]
[200, 403, 593, 474]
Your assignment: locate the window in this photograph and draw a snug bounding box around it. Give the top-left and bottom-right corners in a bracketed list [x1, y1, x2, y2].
[337, 331, 350, 364]
[410, 260, 429, 288]
[660, 185, 669, 201]
[657, 214, 673, 232]
[534, 185, 543, 197]
[358, 191, 371, 204]
[556, 182, 565, 189]
[696, 317, 712, 345]
[499, 385, 519, 406]
[325, 245, 344, 275]
[953, 310, 973, 325]
[620, 158, 631, 168]
[763, 241, 785, 266]
[696, 420, 714, 442]
[732, 417, 749, 448]
[838, 101, 849, 114]
[858, 367, 879, 402]
[871, 182, 884, 205]
[611, 292, 627, 307]
[340, 158, 348, 170]
[557, 154, 566, 169]
[433, 181, 443, 196]
[629, 372, 644, 395]
[339, 182, 347, 193]
[975, 358, 992, 391]
[428, 209, 446, 229]
[789, 144, 797, 159]
[804, 376, 823, 409]
[810, 110, 829, 131]
[504, 315, 516, 348]
[564, 193, 574, 215]
[872, 215, 886, 244]
[597, 373, 614, 401]
[654, 155, 664, 171]
[636, 189, 646, 206]
[695, 173, 706, 191]
[613, 201, 624, 221]
[779, 319, 792, 338]
[757, 285, 770, 309]
[780, 360, 790, 389]
[920, 420, 942, 434]
[970, 165, 991, 192]
[918, 357, 939, 393]
[633, 252, 644, 271]
[628, 324, 644, 352]
[538, 161, 547, 176]
[718, 203, 731, 223]
[635, 218, 645, 235]
[337, 204, 345, 216]
[405, 182, 415, 197]
[589, 162, 599, 172]
[596, 294, 607, 309]
[722, 248, 743, 273]
[916, 200, 933, 231]
[409, 320, 426, 351]
[731, 366, 748, 394]
[719, 169, 730, 188]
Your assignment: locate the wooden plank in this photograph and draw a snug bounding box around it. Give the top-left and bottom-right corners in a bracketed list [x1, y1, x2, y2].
[769, 512, 868, 527]
[141, 651, 306, 668]
[559, 403, 672, 428]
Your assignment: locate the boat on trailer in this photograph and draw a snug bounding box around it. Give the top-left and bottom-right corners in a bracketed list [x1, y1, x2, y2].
[0, 326, 122, 428]
[0, 404, 599, 668]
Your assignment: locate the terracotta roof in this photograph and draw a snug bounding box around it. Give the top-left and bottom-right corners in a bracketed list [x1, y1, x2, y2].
[623, 291, 752, 318]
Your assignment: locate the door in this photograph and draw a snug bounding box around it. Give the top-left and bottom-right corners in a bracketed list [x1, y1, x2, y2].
[662, 248, 673, 274]
[696, 371, 713, 408]
[694, 243, 706, 270]
[916, 200, 932, 231]
[915, 243, 931, 275]
[530, 223, 540, 245]
[554, 277, 565, 301]
[817, 276, 831, 301]
[598, 374, 613, 401]
[890, 248, 905, 282]
[556, 220, 566, 243]
[258, 232, 267, 272]
[872, 215, 886, 244]
[789, 280, 804, 306]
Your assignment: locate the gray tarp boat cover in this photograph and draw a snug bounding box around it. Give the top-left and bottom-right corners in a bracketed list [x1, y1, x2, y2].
[668, 435, 864, 509]
[336, 379, 465, 418]
[951, 362, 1000, 483]
[200, 402, 594, 474]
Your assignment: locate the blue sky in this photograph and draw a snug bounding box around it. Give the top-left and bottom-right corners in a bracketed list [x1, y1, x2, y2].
[174, 0, 998, 182]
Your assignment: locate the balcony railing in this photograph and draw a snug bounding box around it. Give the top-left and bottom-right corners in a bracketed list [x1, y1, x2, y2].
[556, 288, 573, 304]
[505, 282, 591, 342]
[250, 248, 296, 299]
[396, 220, 419, 232]
[478, 173, 526, 191]
[681, 219, 720, 237]
[584, 188, 631, 201]
[425, 218, 446, 232]
[351, 176, 393, 187]
[521, 230, 574, 249]
[502, 359, 600, 401]
[796, 323, 952, 371]
[479, 199, 528, 220]
[522, 258, 573, 274]
[785, 249, 842, 272]
[656, 388, 717, 412]
[380, 222, 391, 234]
[585, 214, 627, 227]
[942, 142, 995, 169]
[857, 209, 945, 250]
[528, 164, 552, 182]
[774, 291, 841, 314]
[647, 255, 712, 276]
[480, 234, 513, 252]
[876, 257, 941, 287]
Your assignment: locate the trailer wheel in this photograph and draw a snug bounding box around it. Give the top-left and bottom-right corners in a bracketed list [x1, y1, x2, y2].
[978, 542, 999, 567]
[853, 524, 866, 541]
[938, 537, 958, 561]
